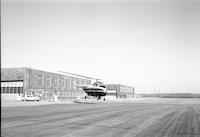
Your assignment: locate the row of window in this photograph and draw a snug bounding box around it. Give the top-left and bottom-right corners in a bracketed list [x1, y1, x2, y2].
[107, 93, 117, 96]
[120, 87, 134, 93]
[1, 87, 23, 94]
[32, 78, 90, 89]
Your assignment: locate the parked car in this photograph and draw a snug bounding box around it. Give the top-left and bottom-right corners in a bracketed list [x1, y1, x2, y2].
[21, 95, 40, 101]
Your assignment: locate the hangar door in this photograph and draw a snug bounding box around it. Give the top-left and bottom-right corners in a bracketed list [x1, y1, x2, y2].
[1, 81, 23, 94]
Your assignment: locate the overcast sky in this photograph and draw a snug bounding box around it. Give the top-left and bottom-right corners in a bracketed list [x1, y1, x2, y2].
[2, 0, 200, 93]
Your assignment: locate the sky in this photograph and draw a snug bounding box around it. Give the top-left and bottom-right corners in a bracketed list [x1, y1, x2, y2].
[1, 0, 200, 93]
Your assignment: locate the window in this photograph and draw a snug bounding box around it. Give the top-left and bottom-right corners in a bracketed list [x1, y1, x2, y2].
[1, 87, 5, 93]
[65, 80, 71, 89]
[59, 78, 64, 88]
[72, 80, 77, 89]
[5, 87, 9, 93]
[17, 87, 20, 93]
[14, 87, 17, 93]
[10, 87, 14, 93]
[17, 87, 23, 93]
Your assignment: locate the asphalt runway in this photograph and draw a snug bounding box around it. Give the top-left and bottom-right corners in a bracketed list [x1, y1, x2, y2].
[2, 99, 200, 137]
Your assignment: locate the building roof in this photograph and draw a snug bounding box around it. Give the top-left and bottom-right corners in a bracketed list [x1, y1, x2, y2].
[1, 67, 91, 82]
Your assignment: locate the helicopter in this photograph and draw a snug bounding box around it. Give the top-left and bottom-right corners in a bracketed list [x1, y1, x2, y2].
[59, 71, 107, 100]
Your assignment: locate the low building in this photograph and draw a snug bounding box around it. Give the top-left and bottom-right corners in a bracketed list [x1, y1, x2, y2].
[105, 84, 134, 99]
[1, 67, 91, 100]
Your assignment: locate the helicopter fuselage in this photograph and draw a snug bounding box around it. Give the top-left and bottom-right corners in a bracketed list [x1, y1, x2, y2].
[76, 84, 107, 97]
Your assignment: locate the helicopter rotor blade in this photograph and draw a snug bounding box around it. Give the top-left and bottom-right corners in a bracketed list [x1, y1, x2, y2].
[59, 71, 100, 81]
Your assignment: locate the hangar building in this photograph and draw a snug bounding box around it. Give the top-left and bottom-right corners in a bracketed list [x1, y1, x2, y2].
[105, 84, 134, 99]
[1, 67, 91, 100]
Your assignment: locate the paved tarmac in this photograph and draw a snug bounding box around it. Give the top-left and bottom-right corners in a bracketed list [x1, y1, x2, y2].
[1, 99, 200, 137]
[1, 100, 73, 107]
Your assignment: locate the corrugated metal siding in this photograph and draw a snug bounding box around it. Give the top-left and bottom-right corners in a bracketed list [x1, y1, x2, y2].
[1, 68, 26, 81]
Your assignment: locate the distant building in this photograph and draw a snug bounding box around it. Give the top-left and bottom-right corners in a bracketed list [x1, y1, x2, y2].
[1, 67, 91, 100]
[105, 84, 134, 99]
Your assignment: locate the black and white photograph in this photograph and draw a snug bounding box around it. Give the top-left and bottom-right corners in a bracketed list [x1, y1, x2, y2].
[1, 0, 200, 137]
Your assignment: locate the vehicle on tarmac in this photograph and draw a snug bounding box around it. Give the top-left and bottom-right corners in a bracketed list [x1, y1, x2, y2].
[21, 95, 40, 101]
[60, 71, 107, 101]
